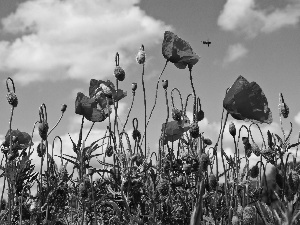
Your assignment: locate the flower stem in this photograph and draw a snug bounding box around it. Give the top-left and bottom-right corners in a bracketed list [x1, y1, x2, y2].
[141, 63, 147, 156]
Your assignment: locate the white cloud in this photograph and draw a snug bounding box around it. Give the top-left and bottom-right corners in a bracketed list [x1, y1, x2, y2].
[0, 0, 172, 85]
[294, 111, 300, 126]
[223, 43, 248, 65]
[218, 0, 300, 38]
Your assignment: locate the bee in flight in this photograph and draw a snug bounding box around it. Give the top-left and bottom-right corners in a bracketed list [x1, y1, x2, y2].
[202, 39, 211, 47]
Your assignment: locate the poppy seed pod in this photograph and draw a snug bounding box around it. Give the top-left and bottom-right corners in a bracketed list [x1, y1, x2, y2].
[136, 45, 146, 64]
[37, 142, 46, 157]
[250, 165, 259, 178]
[189, 122, 199, 138]
[132, 83, 137, 92]
[38, 122, 49, 140]
[172, 107, 182, 121]
[242, 206, 255, 224]
[114, 66, 125, 81]
[162, 80, 168, 89]
[229, 122, 236, 137]
[61, 104, 67, 113]
[196, 110, 204, 122]
[6, 92, 18, 107]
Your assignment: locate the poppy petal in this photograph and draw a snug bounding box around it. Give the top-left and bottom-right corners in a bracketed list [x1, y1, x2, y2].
[223, 76, 272, 124]
[162, 31, 200, 68]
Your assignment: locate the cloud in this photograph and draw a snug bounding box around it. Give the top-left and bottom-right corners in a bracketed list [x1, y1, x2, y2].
[294, 111, 300, 126]
[223, 43, 248, 65]
[218, 0, 300, 38]
[0, 0, 172, 85]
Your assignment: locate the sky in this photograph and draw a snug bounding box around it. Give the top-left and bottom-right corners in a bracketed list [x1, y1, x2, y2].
[0, 0, 300, 198]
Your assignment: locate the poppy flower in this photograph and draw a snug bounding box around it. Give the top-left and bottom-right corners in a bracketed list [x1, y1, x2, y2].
[223, 75, 272, 124]
[75, 92, 111, 122]
[89, 79, 127, 108]
[1, 129, 32, 151]
[161, 116, 191, 144]
[162, 31, 200, 69]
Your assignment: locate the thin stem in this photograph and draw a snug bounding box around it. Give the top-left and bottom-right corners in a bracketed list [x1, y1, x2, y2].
[141, 60, 168, 144]
[84, 122, 95, 142]
[47, 113, 64, 137]
[122, 91, 136, 131]
[141, 63, 147, 156]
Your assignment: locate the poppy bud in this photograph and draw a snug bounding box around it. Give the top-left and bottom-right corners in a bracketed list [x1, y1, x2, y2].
[189, 122, 199, 138]
[162, 80, 168, 89]
[250, 165, 259, 178]
[38, 122, 49, 140]
[279, 93, 289, 118]
[61, 104, 67, 113]
[196, 110, 204, 122]
[132, 83, 137, 92]
[37, 142, 46, 157]
[172, 107, 182, 121]
[105, 145, 113, 157]
[132, 129, 141, 141]
[136, 45, 146, 64]
[242, 137, 249, 145]
[114, 66, 125, 81]
[6, 92, 18, 107]
[229, 122, 236, 137]
[203, 138, 212, 145]
[88, 167, 95, 176]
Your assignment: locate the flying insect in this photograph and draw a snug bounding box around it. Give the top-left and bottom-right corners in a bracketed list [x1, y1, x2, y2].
[202, 39, 211, 47]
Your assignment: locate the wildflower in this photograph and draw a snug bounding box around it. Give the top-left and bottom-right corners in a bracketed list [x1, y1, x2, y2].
[2, 129, 32, 151]
[189, 122, 199, 138]
[172, 107, 182, 121]
[162, 31, 200, 69]
[251, 143, 260, 156]
[242, 206, 255, 224]
[250, 165, 259, 178]
[136, 45, 146, 64]
[223, 75, 272, 124]
[6, 92, 18, 107]
[161, 116, 190, 144]
[279, 93, 289, 118]
[99, 83, 113, 98]
[75, 92, 111, 122]
[229, 122, 236, 137]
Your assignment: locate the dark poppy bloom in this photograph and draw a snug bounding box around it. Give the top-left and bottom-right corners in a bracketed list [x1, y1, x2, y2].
[75, 92, 111, 122]
[223, 75, 272, 124]
[161, 116, 190, 144]
[89, 79, 127, 108]
[1, 129, 32, 151]
[162, 31, 200, 69]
